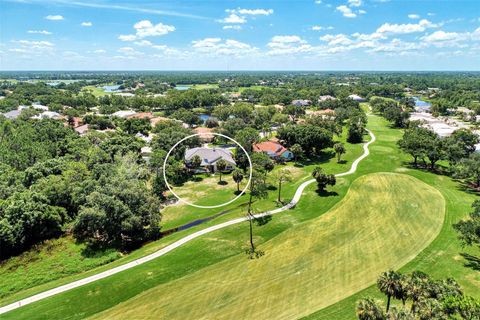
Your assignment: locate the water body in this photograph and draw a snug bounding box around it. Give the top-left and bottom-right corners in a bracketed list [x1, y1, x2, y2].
[175, 85, 191, 91]
[413, 96, 431, 107]
[102, 85, 121, 92]
[198, 114, 211, 123]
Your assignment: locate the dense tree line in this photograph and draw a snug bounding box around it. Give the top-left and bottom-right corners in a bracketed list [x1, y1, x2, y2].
[0, 117, 161, 259]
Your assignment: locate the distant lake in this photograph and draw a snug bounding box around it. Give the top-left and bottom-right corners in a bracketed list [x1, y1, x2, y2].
[175, 86, 191, 91]
[103, 85, 121, 92]
[413, 97, 431, 107]
[46, 82, 59, 86]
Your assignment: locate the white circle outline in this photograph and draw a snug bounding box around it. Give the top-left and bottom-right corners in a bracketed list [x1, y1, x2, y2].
[162, 132, 253, 209]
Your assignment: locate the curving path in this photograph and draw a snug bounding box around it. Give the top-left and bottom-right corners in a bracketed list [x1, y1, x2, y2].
[0, 130, 376, 315]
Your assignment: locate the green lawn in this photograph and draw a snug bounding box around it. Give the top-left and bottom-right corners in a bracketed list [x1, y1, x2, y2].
[90, 173, 445, 320]
[81, 86, 111, 97]
[0, 237, 120, 300]
[1, 115, 478, 319]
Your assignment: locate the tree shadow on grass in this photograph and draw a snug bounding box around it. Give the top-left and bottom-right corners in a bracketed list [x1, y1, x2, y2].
[460, 253, 480, 271]
[337, 159, 347, 164]
[191, 176, 204, 182]
[217, 180, 228, 186]
[315, 189, 339, 197]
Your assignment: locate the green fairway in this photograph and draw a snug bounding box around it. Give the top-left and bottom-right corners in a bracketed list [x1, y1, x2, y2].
[91, 173, 445, 320]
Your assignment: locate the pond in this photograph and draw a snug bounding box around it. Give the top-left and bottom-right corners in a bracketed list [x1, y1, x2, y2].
[102, 85, 121, 92]
[198, 114, 211, 123]
[413, 96, 431, 107]
[175, 85, 191, 91]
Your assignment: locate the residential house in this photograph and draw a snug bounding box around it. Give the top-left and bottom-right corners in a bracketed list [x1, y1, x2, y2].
[184, 147, 236, 172]
[112, 110, 136, 118]
[2, 109, 21, 119]
[292, 99, 312, 107]
[318, 95, 336, 103]
[253, 141, 294, 161]
[348, 94, 366, 102]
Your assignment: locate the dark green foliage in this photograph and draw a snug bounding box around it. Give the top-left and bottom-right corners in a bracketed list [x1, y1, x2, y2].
[0, 191, 66, 259]
[277, 124, 334, 157]
[453, 200, 480, 248]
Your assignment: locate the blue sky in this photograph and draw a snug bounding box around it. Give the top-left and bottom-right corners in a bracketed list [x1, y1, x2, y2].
[1, 0, 479, 70]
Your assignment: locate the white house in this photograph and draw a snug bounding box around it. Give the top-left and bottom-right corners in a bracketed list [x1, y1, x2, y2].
[184, 147, 236, 172]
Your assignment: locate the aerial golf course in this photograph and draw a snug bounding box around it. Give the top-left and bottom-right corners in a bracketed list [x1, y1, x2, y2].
[1, 115, 479, 319]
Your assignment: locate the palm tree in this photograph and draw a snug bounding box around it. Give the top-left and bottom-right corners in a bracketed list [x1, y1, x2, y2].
[377, 270, 402, 313]
[334, 142, 346, 163]
[356, 298, 385, 320]
[406, 271, 429, 314]
[232, 169, 244, 192]
[216, 159, 227, 182]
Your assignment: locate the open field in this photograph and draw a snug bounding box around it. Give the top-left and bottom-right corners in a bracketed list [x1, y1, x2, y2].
[91, 173, 445, 320]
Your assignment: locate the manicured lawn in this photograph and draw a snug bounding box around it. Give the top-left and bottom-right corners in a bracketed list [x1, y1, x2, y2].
[81, 86, 110, 97]
[90, 173, 445, 320]
[0, 237, 120, 299]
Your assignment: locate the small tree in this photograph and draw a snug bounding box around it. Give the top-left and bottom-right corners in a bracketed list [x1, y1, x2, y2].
[216, 159, 227, 182]
[454, 153, 480, 188]
[273, 168, 292, 203]
[232, 169, 244, 192]
[334, 142, 346, 163]
[190, 155, 202, 172]
[290, 143, 303, 161]
[312, 166, 336, 192]
[246, 169, 268, 258]
[356, 298, 385, 320]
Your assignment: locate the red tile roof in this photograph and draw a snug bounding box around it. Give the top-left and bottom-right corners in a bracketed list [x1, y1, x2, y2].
[253, 141, 288, 156]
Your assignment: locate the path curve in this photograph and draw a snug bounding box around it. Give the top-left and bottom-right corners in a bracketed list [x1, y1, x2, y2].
[0, 130, 376, 315]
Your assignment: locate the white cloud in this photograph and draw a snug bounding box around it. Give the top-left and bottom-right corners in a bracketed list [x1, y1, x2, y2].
[348, 0, 362, 7]
[427, 12, 435, 16]
[408, 14, 420, 19]
[358, 10, 367, 14]
[219, 13, 247, 24]
[219, 8, 273, 26]
[336, 5, 357, 18]
[369, 38, 423, 53]
[376, 19, 436, 34]
[45, 15, 64, 21]
[27, 30, 52, 35]
[134, 40, 153, 47]
[320, 34, 354, 46]
[119, 20, 175, 41]
[234, 8, 273, 16]
[314, 0, 322, 4]
[267, 35, 313, 55]
[118, 34, 137, 41]
[223, 25, 242, 30]
[192, 38, 257, 56]
[93, 49, 106, 54]
[81, 21, 93, 27]
[117, 46, 144, 57]
[9, 48, 28, 53]
[311, 25, 334, 31]
[10, 40, 55, 55]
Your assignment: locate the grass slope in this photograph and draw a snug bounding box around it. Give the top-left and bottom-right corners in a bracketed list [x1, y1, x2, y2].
[90, 173, 445, 320]
[0, 237, 120, 299]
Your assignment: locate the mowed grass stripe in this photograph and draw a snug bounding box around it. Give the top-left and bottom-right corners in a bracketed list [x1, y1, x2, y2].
[90, 172, 445, 320]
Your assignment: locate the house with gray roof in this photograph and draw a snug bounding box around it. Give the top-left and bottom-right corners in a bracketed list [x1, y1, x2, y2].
[2, 109, 22, 119]
[185, 147, 236, 172]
